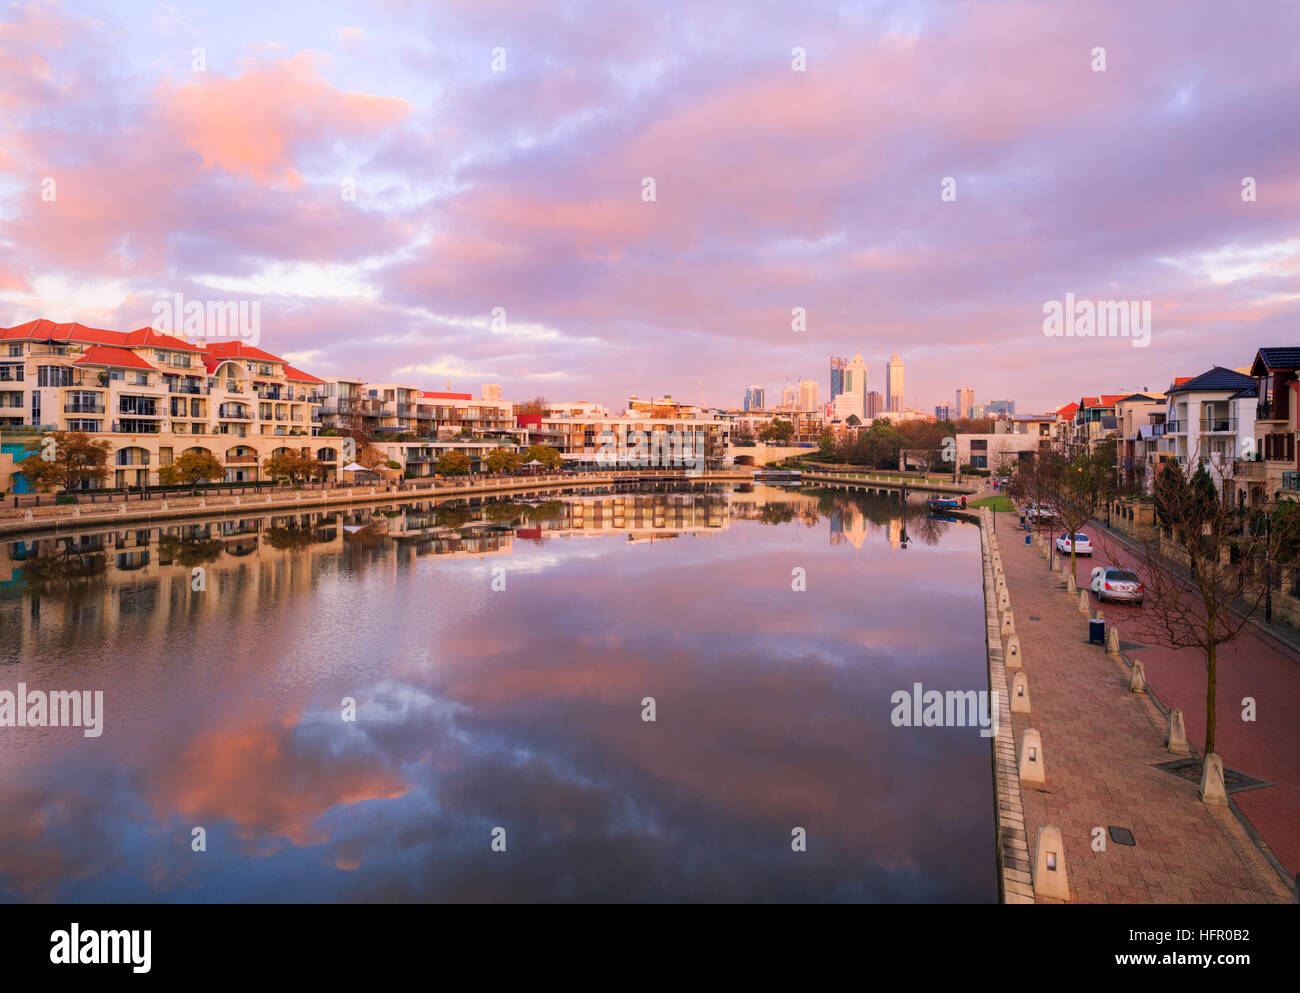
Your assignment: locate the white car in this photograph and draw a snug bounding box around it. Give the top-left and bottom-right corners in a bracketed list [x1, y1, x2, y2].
[1092, 566, 1144, 604]
[1023, 504, 1056, 520]
[1055, 532, 1092, 556]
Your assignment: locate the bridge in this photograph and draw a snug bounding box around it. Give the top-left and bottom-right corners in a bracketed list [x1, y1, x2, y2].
[800, 470, 979, 497]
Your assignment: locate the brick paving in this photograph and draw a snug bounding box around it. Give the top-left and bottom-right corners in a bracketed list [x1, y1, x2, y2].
[992, 516, 1291, 903]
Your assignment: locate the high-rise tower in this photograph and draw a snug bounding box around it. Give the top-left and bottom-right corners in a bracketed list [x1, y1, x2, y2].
[886, 354, 904, 413]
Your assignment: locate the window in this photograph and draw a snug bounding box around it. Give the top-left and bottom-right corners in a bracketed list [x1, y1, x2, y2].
[7, 344, 22, 357]
[37, 365, 77, 387]
[66, 419, 101, 431]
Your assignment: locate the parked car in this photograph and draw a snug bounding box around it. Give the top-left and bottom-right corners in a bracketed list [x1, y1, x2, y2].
[1023, 504, 1055, 520]
[1092, 566, 1144, 604]
[1055, 532, 1092, 556]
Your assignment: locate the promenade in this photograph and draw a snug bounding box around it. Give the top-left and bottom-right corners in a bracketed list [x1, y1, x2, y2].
[0, 469, 752, 537]
[992, 513, 1292, 903]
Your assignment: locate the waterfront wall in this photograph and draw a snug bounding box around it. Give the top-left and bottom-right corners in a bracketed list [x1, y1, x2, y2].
[979, 508, 1035, 904]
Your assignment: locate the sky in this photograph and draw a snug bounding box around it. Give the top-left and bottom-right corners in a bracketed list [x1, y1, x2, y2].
[0, 0, 1297, 414]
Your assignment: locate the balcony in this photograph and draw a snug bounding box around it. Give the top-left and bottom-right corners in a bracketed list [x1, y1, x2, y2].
[1199, 416, 1237, 433]
[1163, 419, 1184, 434]
[225, 455, 259, 465]
[115, 453, 151, 466]
[1257, 401, 1286, 422]
[218, 405, 252, 420]
[1284, 472, 1300, 491]
[1236, 460, 1267, 479]
[64, 403, 105, 414]
[168, 382, 209, 395]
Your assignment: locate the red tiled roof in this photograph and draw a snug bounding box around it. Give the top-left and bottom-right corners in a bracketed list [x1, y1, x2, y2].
[74, 345, 156, 371]
[284, 365, 324, 384]
[1054, 402, 1079, 418]
[0, 319, 200, 351]
[1172, 376, 1193, 386]
[203, 341, 286, 364]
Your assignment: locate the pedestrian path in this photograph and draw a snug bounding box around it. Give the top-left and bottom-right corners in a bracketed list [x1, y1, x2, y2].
[997, 524, 1291, 903]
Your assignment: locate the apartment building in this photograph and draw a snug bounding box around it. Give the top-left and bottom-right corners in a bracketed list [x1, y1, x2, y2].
[1112, 393, 1167, 492]
[1160, 367, 1256, 491]
[1237, 348, 1300, 507]
[0, 320, 329, 489]
[530, 415, 731, 468]
[319, 380, 515, 439]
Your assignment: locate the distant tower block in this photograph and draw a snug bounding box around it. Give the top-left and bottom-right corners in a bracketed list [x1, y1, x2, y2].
[1004, 634, 1022, 669]
[1165, 708, 1190, 755]
[1009, 671, 1031, 714]
[1128, 659, 1147, 693]
[1019, 728, 1045, 784]
[1033, 825, 1070, 901]
[1199, 753, 1229, 806]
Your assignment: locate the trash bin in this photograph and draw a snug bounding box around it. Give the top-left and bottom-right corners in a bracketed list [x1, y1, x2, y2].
[1024, 532, 1031, 545]
[1089, 618, 1106, 644]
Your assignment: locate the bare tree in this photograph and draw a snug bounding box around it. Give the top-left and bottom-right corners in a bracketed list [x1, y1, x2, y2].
[1118, 449, 1299, 757]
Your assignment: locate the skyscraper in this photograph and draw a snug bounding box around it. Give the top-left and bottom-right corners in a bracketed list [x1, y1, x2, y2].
[867, 391, 883, 419]
[744, 385, 765, 411]
[956, 387, 975, 420]
[887, 354, 904, 413]
[830, 356, 847, 401]
[780, 383, 796, 409]
[988, 398, 1015, 417]
[845, 353, 867, 396]
[798, 379, 819, 411]
[935, 404, 952, 420]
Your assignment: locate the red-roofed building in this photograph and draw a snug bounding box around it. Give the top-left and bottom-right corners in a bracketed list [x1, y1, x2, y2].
[0, 318, 332, 490]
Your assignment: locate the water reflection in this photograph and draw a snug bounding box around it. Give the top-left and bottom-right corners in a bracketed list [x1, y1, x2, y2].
[0, 484, 994, 903]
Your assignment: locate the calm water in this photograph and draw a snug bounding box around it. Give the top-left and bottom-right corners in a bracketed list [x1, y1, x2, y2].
[0, 483, 995, 902]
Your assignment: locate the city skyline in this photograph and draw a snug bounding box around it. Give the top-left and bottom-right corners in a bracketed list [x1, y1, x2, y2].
[1, 1, 1294, 416]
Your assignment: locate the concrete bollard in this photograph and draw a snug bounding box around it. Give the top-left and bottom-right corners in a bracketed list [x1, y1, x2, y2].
[198, 499, 206, 508]
[1199, 753, 1228, 806]
[1078, 590, 1091, 615]
[1129, 659, 1147, 694]
[1009, 670, 1031, 714]
[1000, 608, 1015, 636]
[1165, 708, 1190, 755]
[1106, 626, 1121, 657]
[161, 501, 169, 510]
[24, 510, 33, 521]
[118, 503, 127, 514]
[1033, 825, 1070, 900]
[1019, 728, 1045, 784]
[1004, 635, 1022, 669]
[71, 507, 80, 517]
[997, 586, 1010, 611]
[233, 496, 240, 506]
[1066, 572, 1077, 594]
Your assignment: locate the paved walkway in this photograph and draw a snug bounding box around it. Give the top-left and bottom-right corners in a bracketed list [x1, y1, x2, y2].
[996, 520, 1292, 903]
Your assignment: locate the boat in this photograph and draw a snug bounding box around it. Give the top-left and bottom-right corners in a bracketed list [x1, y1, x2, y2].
[926, 497, 963, 510]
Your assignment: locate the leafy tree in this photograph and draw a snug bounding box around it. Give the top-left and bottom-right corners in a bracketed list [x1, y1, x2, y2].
[486, 448, 523, 474]
[817, 428, 836, 459]
[158, 451, 225, 493]
[437, 450, 471, 475]
[759, 418, 794, 443]
[18, 432, 112, 492]
[521, 444, 563, 469]
[263, 450, 324, 485]
[516, 396, 548, 416]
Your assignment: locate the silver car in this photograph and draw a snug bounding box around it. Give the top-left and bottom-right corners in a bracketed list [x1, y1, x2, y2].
[1094, 567, 1144, 604]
